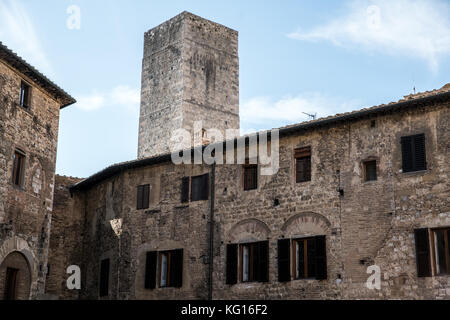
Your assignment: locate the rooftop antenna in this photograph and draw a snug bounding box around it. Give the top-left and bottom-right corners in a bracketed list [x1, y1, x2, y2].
[302, 112, 317, 120]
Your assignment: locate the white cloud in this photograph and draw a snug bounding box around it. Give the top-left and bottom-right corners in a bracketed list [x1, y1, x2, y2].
[241, 93, 360, 133]
[76, 86, 140, 113]
[288, 0, 450, 72]
[0, 0, 52, 75]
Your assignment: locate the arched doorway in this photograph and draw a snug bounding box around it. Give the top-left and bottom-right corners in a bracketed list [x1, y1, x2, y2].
[0, 251, 31, 300]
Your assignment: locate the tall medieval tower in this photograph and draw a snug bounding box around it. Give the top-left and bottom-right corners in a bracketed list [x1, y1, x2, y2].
[138, 11, 240, 158]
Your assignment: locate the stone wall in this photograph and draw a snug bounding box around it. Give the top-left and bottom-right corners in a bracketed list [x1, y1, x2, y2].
[0, 59, 61, 299]
[138, 11, 239, 159]
[45, 175, 83, 299]
[62, 96, 450, 300]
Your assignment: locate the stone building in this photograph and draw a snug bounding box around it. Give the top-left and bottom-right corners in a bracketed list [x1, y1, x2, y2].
[46, 12, 450, 300]
[0, 42, 75, 299]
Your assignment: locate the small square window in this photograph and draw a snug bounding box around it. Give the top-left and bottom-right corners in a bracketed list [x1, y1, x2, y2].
[364, 160, 377, 181]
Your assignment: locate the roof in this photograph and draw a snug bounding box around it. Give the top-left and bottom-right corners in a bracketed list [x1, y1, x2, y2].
[70, 84, 450, 192]
[0, 42, 76, 108]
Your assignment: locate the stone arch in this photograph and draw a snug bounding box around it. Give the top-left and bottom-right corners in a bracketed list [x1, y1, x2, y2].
[281, 212, 331, 238]
[228, 218, 271, 243]
[0, 236, 36, 300]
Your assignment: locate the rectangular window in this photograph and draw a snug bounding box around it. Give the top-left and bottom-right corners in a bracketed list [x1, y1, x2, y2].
[226, 241, 268, 284]
[136, 184, 150, 210]
[295, 147, 311, 183]
[432, 228, 450, 275]
[158, 249, 183, 288]
[243, 163, 258, 191]
[401, 134, 426, 173]
[278, 236, 327, 281]
[364, 160, 377, 181]
[12, 150, 25, 187]
[4, 268, 19, 300]
[99, 258, 110, 297]
[190, 174, 209, 202]
[19, 81, 31, 109]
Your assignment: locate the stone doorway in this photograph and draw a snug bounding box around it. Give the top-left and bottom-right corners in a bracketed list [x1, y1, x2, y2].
[0, 251, 31, 300]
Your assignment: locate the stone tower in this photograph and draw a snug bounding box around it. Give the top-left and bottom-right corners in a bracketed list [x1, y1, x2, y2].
[138, 11, 240, 159]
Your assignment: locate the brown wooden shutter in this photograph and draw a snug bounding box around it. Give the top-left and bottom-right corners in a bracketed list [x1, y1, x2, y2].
[181, 177, 189, 203]
[295, 147, 312, 183]
[278, 239, 291, 282]
[255, 241, 269, 282]
[145, 251, 157, 289]
[226, 244, 238, 285]
[142, 184, 150, 209]
[315, 236, 327, 280]
[414, 228, 431, 277]
[170, 249, 183, 288]
[297, 241, 305, 278]
[99, 258, 110, 297]
[137, 185, 143, 209]
[244, 165, 258, 190]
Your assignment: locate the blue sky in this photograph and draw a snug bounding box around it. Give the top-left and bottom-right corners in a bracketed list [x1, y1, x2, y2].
[0, 0, 449, 178]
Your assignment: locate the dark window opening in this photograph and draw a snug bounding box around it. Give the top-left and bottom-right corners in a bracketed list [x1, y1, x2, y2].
[12, 150, 25, 187]
[4, 268, 19, 300]
[137, 184, 150, 210]
[432, 228, 450, 275]
[364, 160, 377, 181]
[295, 147, 311, 183]
[99, 258, 110, 297]
[191, 174, 209, 202]
[401, 134, 427, 173]
[19, 81, 31, 109]
[159, 249, 183, 288]
[278, 236, 327, 281]
[243, 163, 258, 191]
[226, 241, 268, 284]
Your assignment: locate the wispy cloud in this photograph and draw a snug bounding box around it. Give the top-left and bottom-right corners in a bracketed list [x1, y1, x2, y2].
[288, 0, 450, 72]
[241, 93, 360, 134]
[76, 86, 140, 113]
[0, 0, 52, 75]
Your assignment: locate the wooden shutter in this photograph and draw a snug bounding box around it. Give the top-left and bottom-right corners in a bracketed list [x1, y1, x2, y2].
[99, 258, 110, 297]
[181, 177, 189, 203]
[137, 185, 143, 209]
[144, 251, 157, 289]
[278, 239, 291, 282]
[413, 134, 426, 171]
[200, 174, 209, 200]
[5, 268, 18, 300]
[295, 147, 311, 183]
[315, 236, 327, 280]
[142, 184, 150, 209]
[255, 241, 268, 282]
[170, 249, 183, 288]
[244, 165, 258, 190]
[307, 238, 317, 278]
[402, 134, 426, 172]
[401, 136, 414, 172]
[297, 241, 305, 278]
[414, 228, 431, 277]
[226, 244, 238, 285]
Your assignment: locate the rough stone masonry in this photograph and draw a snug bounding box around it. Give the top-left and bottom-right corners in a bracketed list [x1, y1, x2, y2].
[48, 12, 450, 300]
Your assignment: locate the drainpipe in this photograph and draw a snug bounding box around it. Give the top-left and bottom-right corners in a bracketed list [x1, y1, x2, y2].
[208, 162, 216, 300]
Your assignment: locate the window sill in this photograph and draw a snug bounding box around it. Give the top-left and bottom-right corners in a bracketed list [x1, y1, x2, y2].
[401, 169, 429, 176]
[10, 183, 25, 192]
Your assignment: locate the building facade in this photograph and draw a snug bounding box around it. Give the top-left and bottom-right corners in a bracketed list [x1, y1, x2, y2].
[47, 12, 450, 300]
[0, 43, 75, 300]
